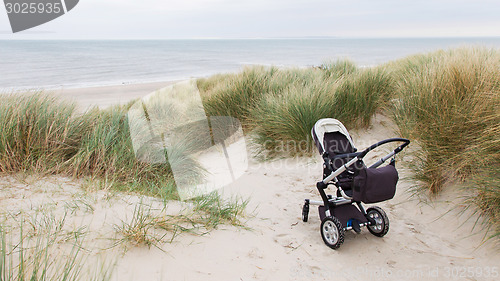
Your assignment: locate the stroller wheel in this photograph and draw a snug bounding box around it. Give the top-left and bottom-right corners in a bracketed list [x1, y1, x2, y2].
[302, 202, 309, 222]
[366, 206, 389, 237]
[320, 216, 345, 249]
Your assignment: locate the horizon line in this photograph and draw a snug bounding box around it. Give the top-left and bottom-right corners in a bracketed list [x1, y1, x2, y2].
[2, 35, 500, 41]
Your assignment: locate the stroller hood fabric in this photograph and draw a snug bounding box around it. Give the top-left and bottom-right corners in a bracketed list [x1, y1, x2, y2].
[312, 118, 355, 155]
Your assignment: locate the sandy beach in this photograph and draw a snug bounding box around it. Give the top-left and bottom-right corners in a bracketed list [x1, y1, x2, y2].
[1, 82, 498, 281]
[51, 81, 179, 110]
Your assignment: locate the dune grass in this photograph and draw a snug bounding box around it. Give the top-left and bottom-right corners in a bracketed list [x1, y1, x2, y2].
[0, 94, 180, 199]
[249, 80, 337, 156]
[330, 67, 394, 127]
[0, 215, 112, 281]
[389, 48, 500, 238]
[68, 105, 179, 198]
[0, 94, 84, 173]
[198, 66, 344, 123]
[199, 66, 278, 123]
[114, 193, 248, 248]
[390, 48, 499, 191]
[199, 61, 391, 156]
[320, 59, 357, 79]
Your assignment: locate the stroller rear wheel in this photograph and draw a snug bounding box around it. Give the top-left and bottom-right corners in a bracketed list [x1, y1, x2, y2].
[320, 216, 345, 249]
[366, 206, 389, 237]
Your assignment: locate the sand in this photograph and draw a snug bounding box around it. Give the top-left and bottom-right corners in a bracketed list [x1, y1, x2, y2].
[51, 81, 178, 110]
[1, 84, 499, 281]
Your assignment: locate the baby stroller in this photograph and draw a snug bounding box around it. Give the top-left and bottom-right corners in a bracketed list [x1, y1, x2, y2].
[302, 118, 410, 249]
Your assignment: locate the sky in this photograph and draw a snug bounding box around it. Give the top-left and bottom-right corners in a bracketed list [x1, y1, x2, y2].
[1, 0, 500, 39]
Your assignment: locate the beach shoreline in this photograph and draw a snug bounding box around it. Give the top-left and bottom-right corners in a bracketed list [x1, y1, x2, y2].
[50, 80, 180, 110]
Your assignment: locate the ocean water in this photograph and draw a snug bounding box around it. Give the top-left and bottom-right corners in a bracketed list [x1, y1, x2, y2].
[1, 38, 499, 90]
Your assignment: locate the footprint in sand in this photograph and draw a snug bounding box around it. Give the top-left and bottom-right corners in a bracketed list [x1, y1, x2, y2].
[247, 248, 264, 259]
[406, 222, 421, 234]
[274, 233, 301, 250]
[387, 260, 397, 268]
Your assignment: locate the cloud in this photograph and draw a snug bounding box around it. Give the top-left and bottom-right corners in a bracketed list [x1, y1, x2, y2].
[1, 0, 499, 38]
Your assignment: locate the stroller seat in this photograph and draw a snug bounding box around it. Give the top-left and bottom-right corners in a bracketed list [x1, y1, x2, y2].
[315, 124, 365, 195]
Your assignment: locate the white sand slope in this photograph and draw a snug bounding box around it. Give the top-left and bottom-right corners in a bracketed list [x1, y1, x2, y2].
[112, 115, 498, 281]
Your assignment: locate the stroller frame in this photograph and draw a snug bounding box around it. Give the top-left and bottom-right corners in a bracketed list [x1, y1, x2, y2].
[302, 118, 410, 249]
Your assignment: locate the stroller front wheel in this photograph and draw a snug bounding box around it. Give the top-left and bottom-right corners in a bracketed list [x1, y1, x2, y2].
[366, 206, 389, 237]
[302, 201, 309, 222]
[320, 216, 345, 249]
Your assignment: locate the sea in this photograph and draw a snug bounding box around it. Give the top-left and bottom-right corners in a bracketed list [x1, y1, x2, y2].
[1, 37, 500, 91]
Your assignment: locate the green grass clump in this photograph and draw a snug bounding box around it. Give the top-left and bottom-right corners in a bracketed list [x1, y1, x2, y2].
[320, 59, 357, 79]
[390, 47, 500, 238]
[200, 62, 389, 156]
[461, 112, 500, 239]
[0, 94, 180, 199]
[250, 81, 337, 156]
[0, 94, 84, 173]
[68, 105, 178, 198]
[190, 192, 248, 229]
[391, 48, 500, 193]
[199, 66, 328, 125]
[463, 168, 500, 240]
[199, 66, 277, 123]
[332, 67, 394, 127]
[114, 193, 248, 248]
[247, 67, 392, 156]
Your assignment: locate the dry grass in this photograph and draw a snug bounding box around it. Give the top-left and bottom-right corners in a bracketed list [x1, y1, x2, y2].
[114, 193, 248, 248]
[390, 47, 500, 238]
[0, 212, 113, 281]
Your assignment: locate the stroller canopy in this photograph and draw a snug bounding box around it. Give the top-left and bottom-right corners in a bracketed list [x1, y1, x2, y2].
[312, 118, 355, 155]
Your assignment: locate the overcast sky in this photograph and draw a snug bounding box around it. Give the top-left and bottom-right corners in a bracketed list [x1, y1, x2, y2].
[1, 0, 499, 39]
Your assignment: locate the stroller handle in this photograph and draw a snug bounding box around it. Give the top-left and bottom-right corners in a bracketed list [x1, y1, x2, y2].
[365, 138, 410, 168]
[330, 138, 410, 161]
[358, 138, 410, 158]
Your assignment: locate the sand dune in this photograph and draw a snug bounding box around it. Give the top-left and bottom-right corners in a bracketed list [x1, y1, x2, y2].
[1, 108, 498, 280]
